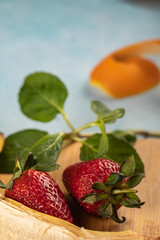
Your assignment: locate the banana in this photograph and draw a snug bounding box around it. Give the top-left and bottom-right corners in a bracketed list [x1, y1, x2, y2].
[0, 133, 4, 152]
[0, 194, 140, 240]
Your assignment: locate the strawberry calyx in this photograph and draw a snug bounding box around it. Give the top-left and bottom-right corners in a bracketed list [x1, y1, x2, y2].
[0, 158, 22, 190]
[81, 155, 145, 223]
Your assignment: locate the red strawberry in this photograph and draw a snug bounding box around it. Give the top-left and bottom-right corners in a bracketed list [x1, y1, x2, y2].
[1, 155, 74, 224]
[63, 157, 144, 223]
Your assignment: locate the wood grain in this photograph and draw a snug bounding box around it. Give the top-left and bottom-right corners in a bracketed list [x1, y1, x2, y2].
[0, 139, 160, 239]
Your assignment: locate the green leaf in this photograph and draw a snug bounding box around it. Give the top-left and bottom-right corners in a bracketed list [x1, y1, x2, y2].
[81, 192, 109, 204]
[0, 180, 6, 189]
[91, 182, 108, 191]
[112, 189, 137, 195]
[101, 108, 125, 123]
[23, 153, 38, 171]
[98, 133, 108, 156]
[19, 72, 68, 122]
[112, 130, 136, 145]
[81, 193, 98, 204]
[13, 160, 22, 179]
[105, 134, 144, 174]
[91, 101, 112, 117]
[97, 203, 113, 218]
[80, 133, 144, 174]
[0, 129, 48, 173]
[106, 172, 125, 185]
[120, 198, 145, 208]
[6, 160, 22, 190]
[125, 173, 144, 189]
[32, 163, 60, 172]
[80, 134, 100, 161]
[111, 204, 126, 223]
[125, 192, 141, 202]
[91, 101, 125, 124]
[120, 155, 136, 177]
[31, 132, 65, 172]
[0, 130, 63, 173]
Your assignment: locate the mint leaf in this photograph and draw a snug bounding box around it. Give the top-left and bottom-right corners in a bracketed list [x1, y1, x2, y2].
[101, 108, 125, 123]
[105, 134, 144, 174]
[80, 134, 100, 161]
[31, 132, 64, 172]
[23, 153, 38, 171]
[112, 130, 136, 145]
[32, 163, 60, 172]
[0, 129, 47, 173]
[0, 130, 64, 173]
[80, 133, 144, 174]
[91, 101, 111, 117]
[98, 133, 108, 156]
[91, 101, 125, 124]
[19, 72, 68, 122]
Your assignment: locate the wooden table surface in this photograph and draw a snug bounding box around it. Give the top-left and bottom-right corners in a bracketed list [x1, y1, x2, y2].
[0, 139, 160, 239]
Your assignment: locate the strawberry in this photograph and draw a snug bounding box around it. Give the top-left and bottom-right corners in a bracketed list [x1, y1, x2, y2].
[63, 156, 144, 223]
[0, 154, 74, 224]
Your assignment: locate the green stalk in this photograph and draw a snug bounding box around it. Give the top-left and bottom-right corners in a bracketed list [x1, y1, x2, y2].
[72, 136, 99, 154]
[76, 129, 160, 139]
[71, 122, 100, 135]
[133, 129, 160, 138]
[40, 92, 75, 131]
[112, 189, 137, 195]
[99, 120, 106, 135]
[60, 108, 75, 131]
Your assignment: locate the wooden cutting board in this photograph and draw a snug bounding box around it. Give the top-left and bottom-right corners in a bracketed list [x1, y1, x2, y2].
[0, 139, 160, 239]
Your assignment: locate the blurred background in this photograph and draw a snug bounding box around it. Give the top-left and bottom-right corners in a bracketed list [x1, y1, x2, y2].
[0, 0, 160, 137]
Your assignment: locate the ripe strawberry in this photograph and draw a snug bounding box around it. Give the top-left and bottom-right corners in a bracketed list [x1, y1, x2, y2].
[63, 156, 144, 223]
[0, 154, 74, 224]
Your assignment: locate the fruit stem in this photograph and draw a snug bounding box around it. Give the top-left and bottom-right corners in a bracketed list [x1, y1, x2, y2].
[60, 108, 75, 131]
[75, 129, 160, 138]
[71, 122, 100, 135]
[133, 129, 160, 138]
[112, 189, 137, 195]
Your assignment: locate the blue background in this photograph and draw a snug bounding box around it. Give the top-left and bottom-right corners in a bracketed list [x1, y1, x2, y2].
[0, 0, 160, 137]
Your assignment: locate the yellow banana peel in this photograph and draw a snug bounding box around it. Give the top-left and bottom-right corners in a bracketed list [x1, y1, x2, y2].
[0, 133, 4, 152]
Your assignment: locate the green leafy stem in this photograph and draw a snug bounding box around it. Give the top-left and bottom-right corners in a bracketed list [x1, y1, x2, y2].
[0, 72, 144, 175]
